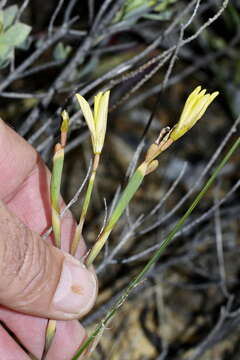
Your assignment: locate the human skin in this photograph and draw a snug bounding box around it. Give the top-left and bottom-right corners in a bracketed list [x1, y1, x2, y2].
[0, 119, 97, 360]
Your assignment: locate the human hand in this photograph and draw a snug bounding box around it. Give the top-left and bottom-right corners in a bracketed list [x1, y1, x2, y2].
[0, 119, 97, 359]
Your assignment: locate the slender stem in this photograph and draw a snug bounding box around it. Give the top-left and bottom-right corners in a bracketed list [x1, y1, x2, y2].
[71, 154, 100, 255]
[41, 319, 57, 359]
[42, 144, 64, 359]
[50, 144, 64, 248]
[72, 136, 240, 359]
[86, 162, 147, 266]
[42, 113, 69, 360]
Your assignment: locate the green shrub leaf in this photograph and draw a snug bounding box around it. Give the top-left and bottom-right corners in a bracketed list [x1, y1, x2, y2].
[0, 22, 31, 48]
[3, 5, 18, 29]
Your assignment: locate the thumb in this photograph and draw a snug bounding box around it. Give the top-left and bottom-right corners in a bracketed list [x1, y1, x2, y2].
[0, 201, 97, 320]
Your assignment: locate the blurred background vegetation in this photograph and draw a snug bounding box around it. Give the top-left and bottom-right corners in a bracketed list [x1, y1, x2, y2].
[0, 0, 240, 359]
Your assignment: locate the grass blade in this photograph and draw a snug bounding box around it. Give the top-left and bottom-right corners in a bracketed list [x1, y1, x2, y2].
[42, 112, 69, 360]
[72, 135, 240, 359]
[71, 154, 100, 255]
[86, 162, 147, 266]
[50, 144, 64, 248]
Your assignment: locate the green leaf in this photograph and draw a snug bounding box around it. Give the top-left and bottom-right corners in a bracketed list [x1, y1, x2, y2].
[0, 11, 3, 33]
[0, 42, 12, 60]
[3, 5, 18, 29]
[114, 0, 150, 22]
[86, 162, 147, 266]
[73, 135, 240, 360]
[124, 4, 150, 20]
[107, 164, 146, 229]
[50, 145, 64, 248]
[154, 0, 177, 12]
[43, 320, 57, 359]
[17, 36, 32, 50]
[0, 56, 10, 69]
[0, 22, 31, 48]
[51, 147, 64, 212]
[144, 10, 172, 21]
[53, 42, 71, 61]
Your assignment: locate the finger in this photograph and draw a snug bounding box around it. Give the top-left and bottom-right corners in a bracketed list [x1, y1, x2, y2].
[0, 309, 86, 360]
[0, 324, 30, 360]
[0, 120, 37, 203]
[0, 200, 97, 320]
[0, 308, 47, 358]
[0, 118, 93, 358]
[45, 320, 86, 360]
[6, 156, 85, 256]
[0, 118, 85, 256]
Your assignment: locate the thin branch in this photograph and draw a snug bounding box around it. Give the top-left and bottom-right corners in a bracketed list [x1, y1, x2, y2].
[91, 0, 115, 32]
[188, 298, 238, 360]
[214, 188, 230, 298]
[122, 179, 240, 264]
[0, 27, 68, 92]
[149, 162, 187, 217]
[79, 0, 197, 97]
[16, 0, 30, 21]
[162, 24, 184, 90]
[0, 91, 47, 99]
[63, 0, 78, 23]
[88, 0, 95, 24]
[48, 0, 65, 36]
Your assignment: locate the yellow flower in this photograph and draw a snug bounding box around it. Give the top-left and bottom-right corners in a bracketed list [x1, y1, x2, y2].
[76, 91, 110, 154]
[170, 86, 219, 141]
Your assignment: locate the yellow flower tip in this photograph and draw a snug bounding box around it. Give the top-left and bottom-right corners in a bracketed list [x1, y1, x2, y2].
[170, 86, 219, 141]
[75, 93, 95, 136]
[75, 91, 110, 154]
[94, 92, 103, 123]
[93, 90, 110, 153]
[61, 110, 69, 133]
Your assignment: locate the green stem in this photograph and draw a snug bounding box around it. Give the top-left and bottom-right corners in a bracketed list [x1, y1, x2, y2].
[50, 144, 64, 248]
[72, 136, 240, 360]
[42, 115, 69, 360]
[71, 154, 100, 255]
[86, 162, 147, 266]
[43, 145, 64, 360]
[41, 319, 57, 359]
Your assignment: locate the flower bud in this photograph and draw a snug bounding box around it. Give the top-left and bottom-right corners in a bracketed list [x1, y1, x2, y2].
[76, 91, 110, 154]
[170, 86, 219, 141]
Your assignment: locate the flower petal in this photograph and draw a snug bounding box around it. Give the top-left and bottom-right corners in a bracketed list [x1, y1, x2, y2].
[170, 86, 219, 141]
[76, 94, 95, 136]
[95, 90, 110, 153]
[94, 92, 103, 126]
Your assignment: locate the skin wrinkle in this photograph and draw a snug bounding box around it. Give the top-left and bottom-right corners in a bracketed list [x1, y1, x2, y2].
[0, 202, 59, 311]
[0, 215, 24, 282]
[0, 122, 37, 202]
[17, 229, 46, 305]
[0, 160, 89, 311]
[15, 224, 30, 278]
[0, 224, 9, 291]
[15, 235, 55, 309]
[4, 158, 51, 236]
[35, 156, 51, 236]
[0, 210, 30, 282]
[0, 119, 96, 357]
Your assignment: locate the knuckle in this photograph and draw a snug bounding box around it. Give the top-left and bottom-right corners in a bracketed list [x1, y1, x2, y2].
[0, 222, 30, 282]
[0, 218, 47, 305]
